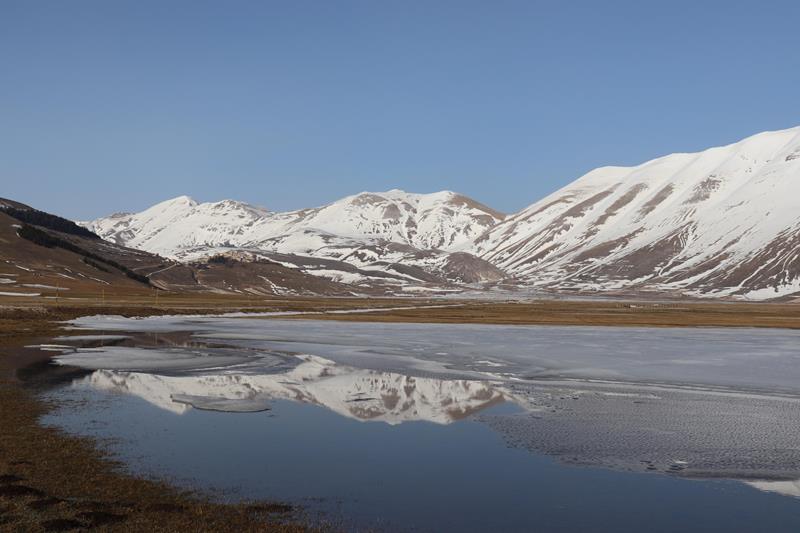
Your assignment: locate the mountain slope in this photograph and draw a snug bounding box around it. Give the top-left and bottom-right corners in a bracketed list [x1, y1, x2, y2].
[0, 198, 174, 297]
[470, 126, 800, 299]
[87, 190, 504, 257]
[85, 190, 506, 288]
[0, 198, 355, 298]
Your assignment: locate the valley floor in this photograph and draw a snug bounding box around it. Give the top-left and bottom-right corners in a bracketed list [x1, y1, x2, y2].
[1, 295, 799, 531]
[274, 298, 800, 329]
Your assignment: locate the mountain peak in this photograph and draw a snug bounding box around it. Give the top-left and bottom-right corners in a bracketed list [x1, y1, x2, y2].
[85, 187, 504, 262]
[158, 195, 198, 209]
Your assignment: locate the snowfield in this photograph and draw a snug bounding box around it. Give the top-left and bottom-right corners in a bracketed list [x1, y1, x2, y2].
[60, 314, 800, 395]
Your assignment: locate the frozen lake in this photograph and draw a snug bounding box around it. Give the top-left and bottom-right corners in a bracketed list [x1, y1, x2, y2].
[36, 315, 800, 531]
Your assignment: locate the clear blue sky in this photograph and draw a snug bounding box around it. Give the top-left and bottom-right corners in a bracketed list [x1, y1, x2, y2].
[2, 0, 799, 219]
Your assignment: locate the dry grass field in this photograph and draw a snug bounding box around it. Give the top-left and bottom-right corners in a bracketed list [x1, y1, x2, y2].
[280, 299, 800, 329]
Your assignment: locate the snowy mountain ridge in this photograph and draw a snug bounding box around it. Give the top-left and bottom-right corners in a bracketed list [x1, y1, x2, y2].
[84, 126, 800, 299]
[87, 189, 504, 258]
[84, 190, 507, 290]
[470, 126, 800, 299]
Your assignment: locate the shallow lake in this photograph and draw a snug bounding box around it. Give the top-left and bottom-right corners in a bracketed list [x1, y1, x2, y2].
[34, 315, 800, 532]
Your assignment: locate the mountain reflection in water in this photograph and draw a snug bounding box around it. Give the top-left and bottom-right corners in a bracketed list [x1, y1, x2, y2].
[44, 317, 800, 514]
[80, 355, 511, 423]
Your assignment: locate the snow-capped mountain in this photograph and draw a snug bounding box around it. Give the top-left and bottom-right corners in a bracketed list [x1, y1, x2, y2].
[82, 126, 800, 300]
[84, 190, 506, 290]
[470, 126, 800, 299]
[87, 190, 504, 258]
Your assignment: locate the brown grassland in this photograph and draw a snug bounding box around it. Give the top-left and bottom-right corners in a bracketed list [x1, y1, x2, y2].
[284, 299, 800, 328]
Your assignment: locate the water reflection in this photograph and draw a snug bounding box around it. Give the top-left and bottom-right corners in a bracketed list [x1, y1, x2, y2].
[81, 354, 509, 423]
[53, 338, 800, 486]
[36, 321, 800, 530]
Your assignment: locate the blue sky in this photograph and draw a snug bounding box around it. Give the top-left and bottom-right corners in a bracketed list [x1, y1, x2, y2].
[2, 0, 799, 219]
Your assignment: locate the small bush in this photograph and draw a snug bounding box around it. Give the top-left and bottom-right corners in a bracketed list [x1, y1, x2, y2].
[208, 254, 235, 265]
[82, 257, 111, 273]
[17, 224, 60, 247]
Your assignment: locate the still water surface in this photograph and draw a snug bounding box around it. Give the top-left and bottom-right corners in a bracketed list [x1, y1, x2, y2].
[37, 315, 800, 532]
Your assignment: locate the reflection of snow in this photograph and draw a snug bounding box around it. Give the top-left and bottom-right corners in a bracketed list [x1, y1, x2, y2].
[81, 355, 508, 424]
[54, 315, 800, 486]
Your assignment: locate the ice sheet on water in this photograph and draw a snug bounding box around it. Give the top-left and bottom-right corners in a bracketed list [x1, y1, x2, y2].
[48, 314, 800, 490]
[54, 335, 131, 341]
[747, 479, 800, 498]
[484, 380, 800, 480]
[171, 394, 272, 413]
[66, 315, 800, 395]
[54, 345, 262, 373]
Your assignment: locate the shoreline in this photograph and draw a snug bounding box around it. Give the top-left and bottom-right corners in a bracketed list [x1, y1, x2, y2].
[0, 306, 317, 532]
[2, 296, 800, 531]
[5, 295, 800, 330]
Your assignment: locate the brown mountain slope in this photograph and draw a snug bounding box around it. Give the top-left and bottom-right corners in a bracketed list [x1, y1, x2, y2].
[0, 199, 353, 300]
